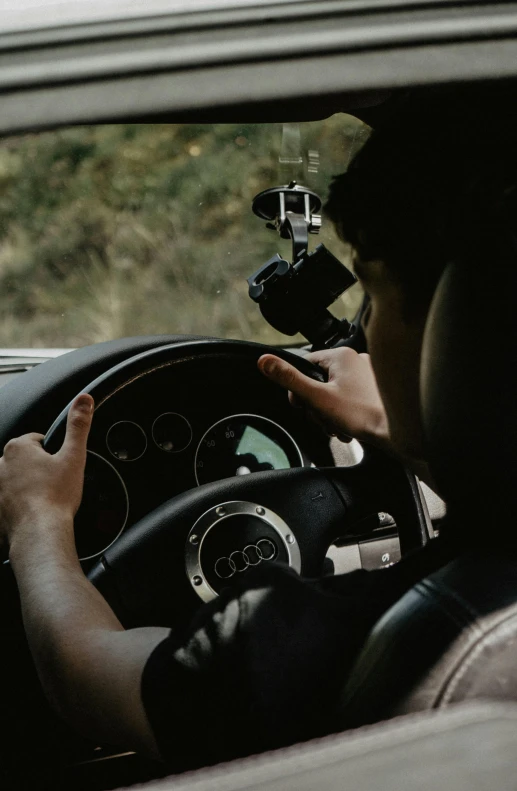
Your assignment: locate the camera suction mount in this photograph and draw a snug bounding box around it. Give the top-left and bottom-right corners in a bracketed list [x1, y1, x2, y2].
[247, 182, 357, 351]
[252, 182, 322, 262]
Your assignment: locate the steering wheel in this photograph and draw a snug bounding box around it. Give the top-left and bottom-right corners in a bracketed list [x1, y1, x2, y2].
[43, 339, 431, 628]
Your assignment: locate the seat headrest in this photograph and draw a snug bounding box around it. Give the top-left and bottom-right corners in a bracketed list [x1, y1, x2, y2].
[421, 251, 517, 525]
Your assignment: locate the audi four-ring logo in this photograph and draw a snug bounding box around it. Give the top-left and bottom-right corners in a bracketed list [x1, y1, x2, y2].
[214, 538, 277, 579]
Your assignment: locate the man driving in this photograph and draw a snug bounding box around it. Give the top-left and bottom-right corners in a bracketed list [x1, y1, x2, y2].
[0, 85, 513, 771]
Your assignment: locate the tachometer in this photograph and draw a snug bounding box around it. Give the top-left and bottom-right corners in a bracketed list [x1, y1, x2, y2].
[195, 413, 303, 486]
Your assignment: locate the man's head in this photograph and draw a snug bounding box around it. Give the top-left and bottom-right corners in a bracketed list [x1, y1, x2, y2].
[325, 84, 517, 465]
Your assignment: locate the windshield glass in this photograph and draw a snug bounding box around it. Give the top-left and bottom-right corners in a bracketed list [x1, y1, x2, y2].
[0, 116, 369, 349]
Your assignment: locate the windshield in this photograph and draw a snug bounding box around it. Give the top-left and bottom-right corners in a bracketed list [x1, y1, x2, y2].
[0, 116, 369, 349]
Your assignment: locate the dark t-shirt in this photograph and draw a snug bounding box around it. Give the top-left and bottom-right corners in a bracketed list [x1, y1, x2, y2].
[141, 535, 457, 771]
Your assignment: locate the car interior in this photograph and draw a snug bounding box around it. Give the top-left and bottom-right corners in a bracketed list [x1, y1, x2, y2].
[2, 1, 517, 790]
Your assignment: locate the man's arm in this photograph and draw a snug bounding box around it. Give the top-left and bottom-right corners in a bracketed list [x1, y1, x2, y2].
[0, 396, 167, 759]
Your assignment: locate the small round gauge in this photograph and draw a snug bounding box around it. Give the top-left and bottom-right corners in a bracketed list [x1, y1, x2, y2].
[106, 421, 147, 462]
[152, 412, 192, 453]
[195, 414, 303, 486]
[75, 451, 129, 561]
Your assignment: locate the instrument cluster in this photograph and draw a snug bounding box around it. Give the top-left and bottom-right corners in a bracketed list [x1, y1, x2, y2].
[76, 355, 334, 564]
[106, 413, 193, 461]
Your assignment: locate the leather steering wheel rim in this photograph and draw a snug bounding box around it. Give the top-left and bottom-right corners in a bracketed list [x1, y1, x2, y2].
[44, 339, 327, 451]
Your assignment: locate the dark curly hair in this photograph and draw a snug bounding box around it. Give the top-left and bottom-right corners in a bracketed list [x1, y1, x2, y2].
[325, 83, 517, 315]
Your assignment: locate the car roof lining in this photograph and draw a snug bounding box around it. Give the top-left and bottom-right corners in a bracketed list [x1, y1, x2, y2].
[2, 53, 517, 138]
[1, 1, 517, 135]
[0, 1, 499, 38]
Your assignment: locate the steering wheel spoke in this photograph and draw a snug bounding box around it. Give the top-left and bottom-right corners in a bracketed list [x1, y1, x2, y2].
[88, 466, 348, 627]
[88, 455, 429, 627]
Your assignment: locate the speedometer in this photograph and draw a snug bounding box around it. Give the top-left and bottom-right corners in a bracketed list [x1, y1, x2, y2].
[195, 414, 304, 486]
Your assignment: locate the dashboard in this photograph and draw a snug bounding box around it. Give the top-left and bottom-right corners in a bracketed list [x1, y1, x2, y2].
[75, 353, 336, 562]
[0, 340, 444, 586]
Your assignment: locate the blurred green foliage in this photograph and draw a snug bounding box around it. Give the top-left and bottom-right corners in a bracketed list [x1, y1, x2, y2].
[0, 117, 368, 348]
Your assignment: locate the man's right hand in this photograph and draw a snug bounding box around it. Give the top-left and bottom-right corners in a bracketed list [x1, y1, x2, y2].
[258, 347, 391, 451]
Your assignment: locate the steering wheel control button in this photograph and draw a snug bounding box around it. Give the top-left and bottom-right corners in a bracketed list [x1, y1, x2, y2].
[194, 414, 303, 486]
[359, 537, 401, 571]
[185, 501, 301, 602]
[378, 512, 396, 528]
[106, 421, 147, 462]
[152, 412, 192, 453]
[75, 451, 129, 561]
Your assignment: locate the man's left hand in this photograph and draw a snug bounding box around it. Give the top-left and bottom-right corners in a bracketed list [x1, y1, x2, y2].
[0, 393, 94, 549]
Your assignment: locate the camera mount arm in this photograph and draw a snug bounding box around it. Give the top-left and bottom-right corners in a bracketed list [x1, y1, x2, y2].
[247, 182, 357, 350]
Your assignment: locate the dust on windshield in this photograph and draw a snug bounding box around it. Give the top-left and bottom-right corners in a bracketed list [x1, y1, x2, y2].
[0, 116, 369, 349]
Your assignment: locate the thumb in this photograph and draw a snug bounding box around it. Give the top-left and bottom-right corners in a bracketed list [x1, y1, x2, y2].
[258, 354, 324, 402]
[60, 394, 94, 459]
